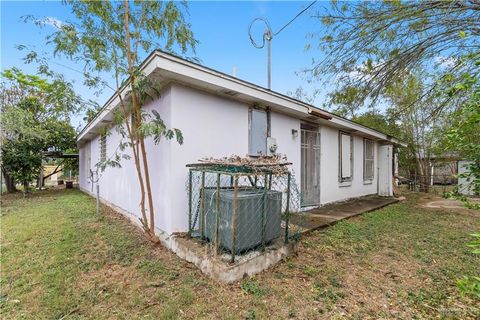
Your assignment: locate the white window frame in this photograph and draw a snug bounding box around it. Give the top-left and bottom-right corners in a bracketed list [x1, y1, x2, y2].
[99, 133, 107, 163]
[339, 131, 353, 183]
[363, 138, 375, 183]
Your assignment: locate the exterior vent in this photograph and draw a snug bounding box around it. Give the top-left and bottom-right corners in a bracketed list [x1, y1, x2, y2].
[221, 89, 239, 96]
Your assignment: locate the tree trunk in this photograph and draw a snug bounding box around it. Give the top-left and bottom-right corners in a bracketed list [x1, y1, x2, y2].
[139, 137, 156, 237]
[416, 159, 430, 193]
[2, 168, 17, 193]
[23, 181, 30, 195]
[123, 0, 158, 242]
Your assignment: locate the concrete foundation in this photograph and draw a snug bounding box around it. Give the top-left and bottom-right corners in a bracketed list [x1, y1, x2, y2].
[80, 187, 297, 283]
[171, 237, 297, 283]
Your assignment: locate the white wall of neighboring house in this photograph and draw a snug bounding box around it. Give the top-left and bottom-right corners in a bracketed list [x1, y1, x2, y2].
[458, 160, 476, 196]
[79, 83, 394, 236]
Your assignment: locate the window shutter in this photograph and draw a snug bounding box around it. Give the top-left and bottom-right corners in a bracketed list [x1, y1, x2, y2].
[339, 132, 353, 182]
[100, 133, 107, 162]
[363, 139, 374, 181]
[248, 109, 267, 156]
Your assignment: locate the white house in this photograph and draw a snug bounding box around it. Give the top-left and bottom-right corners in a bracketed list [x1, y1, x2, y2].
[77, 50, 403, 238]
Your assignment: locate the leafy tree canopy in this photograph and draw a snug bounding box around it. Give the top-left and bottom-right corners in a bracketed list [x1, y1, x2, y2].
[307, 1, 480, 111]
[2, 67, 94, 121]
[1, 69, 78, 192]
[442, 61, 480, 193]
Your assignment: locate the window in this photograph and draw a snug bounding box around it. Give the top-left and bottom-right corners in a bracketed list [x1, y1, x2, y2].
[85, 143, 91, 178]
[100, 133, 107, 162]
[248, 108, 267, 156]
[339, 132, 353, 182]
[363, 138, 374, 182]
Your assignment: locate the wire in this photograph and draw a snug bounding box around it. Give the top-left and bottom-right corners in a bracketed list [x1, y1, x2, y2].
[273, 0, 317, 37]
[248, 0, 317, 48]
[248, 18, 271, 49]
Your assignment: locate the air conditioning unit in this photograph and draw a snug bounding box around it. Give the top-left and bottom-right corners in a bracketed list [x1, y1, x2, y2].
[203, 188, 282, 253]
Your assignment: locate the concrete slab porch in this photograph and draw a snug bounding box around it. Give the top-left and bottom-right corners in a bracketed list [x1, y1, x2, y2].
[289, 195, 399, 233]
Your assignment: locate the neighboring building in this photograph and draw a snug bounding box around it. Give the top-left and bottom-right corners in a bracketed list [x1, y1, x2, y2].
[398, 153, 459, 186]
[77, 50, 404, 237]
[43, 164, 62, 185]
[458, 160, 478, 196]
[430, 154, 459, 185]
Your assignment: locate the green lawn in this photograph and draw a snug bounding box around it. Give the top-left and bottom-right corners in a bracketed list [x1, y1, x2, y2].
[1, 189, 479, 319]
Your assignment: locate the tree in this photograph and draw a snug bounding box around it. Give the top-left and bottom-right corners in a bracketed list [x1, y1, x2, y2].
[1, 69, 82, 193]
[26, 1, 196, 241]
[307, 1, 480, 112]
[1, 96, 77, 192]
[386, 73, 450, 191]
[0, 82, 29, 192]
[352, 111, 400, 138]
[442, 67, 480, 195]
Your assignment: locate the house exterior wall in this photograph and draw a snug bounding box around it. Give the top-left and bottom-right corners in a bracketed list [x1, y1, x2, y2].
[167, 86, 305, 233]
[78, 83, 395, 236]
[319, 126, 380, 204]
[79, 87, 174, 233]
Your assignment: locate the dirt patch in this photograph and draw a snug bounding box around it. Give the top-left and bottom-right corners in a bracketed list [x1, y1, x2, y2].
[424, 199, 466, 209]
[419, 196, 480, 218]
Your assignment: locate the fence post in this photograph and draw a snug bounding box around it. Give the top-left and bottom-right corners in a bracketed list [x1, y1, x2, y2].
[200, 171, 205, 240]
[96, 183, 100, 215]
[231, 175, 239, 263]
[285, 172, 291, 243]
[262, 173, 268, 251]
[188, 169, 193, 236]
[215, 173, 221, 255]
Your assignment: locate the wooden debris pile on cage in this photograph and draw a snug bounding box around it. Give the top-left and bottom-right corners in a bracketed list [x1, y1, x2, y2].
[186, 155, 292, 174]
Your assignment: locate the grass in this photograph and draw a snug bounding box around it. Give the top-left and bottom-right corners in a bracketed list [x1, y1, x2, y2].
[1, 189, 479, 319]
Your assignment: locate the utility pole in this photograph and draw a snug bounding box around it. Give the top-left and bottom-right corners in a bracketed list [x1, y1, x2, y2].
[248, 1, 317, 90]
[266, 28, 272, 90]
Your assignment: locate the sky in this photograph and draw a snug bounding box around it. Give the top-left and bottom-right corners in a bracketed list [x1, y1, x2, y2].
[1, 0, 329, 129]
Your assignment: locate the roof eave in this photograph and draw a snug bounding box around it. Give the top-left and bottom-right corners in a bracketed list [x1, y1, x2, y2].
[77, 50, 405, 147]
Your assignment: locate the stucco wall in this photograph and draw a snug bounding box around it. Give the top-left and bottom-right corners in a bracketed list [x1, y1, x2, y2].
[166, 85, 303, 233]
[79, 87, 174, 233]
[319, 126, 379, 204]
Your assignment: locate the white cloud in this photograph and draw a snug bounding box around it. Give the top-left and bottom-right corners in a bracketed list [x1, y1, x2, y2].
[345, 59, 385, 82]
[434, 56, 458, 69]
[43, 17, 64, 29]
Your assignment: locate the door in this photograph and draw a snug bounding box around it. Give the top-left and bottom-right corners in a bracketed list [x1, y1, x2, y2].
[378, 144, 393, 196]
[301, 128, 321, 206]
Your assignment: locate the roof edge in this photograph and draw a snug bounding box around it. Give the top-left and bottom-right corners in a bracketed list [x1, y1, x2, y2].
[77, 49, 406, 147]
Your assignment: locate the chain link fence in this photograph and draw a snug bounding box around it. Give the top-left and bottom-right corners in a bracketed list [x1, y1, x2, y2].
[187, 162, 301, 263]
[399, 174, 457, 194]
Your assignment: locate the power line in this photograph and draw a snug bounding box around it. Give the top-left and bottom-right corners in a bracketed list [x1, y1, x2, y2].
[273, 0, 317, 37]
